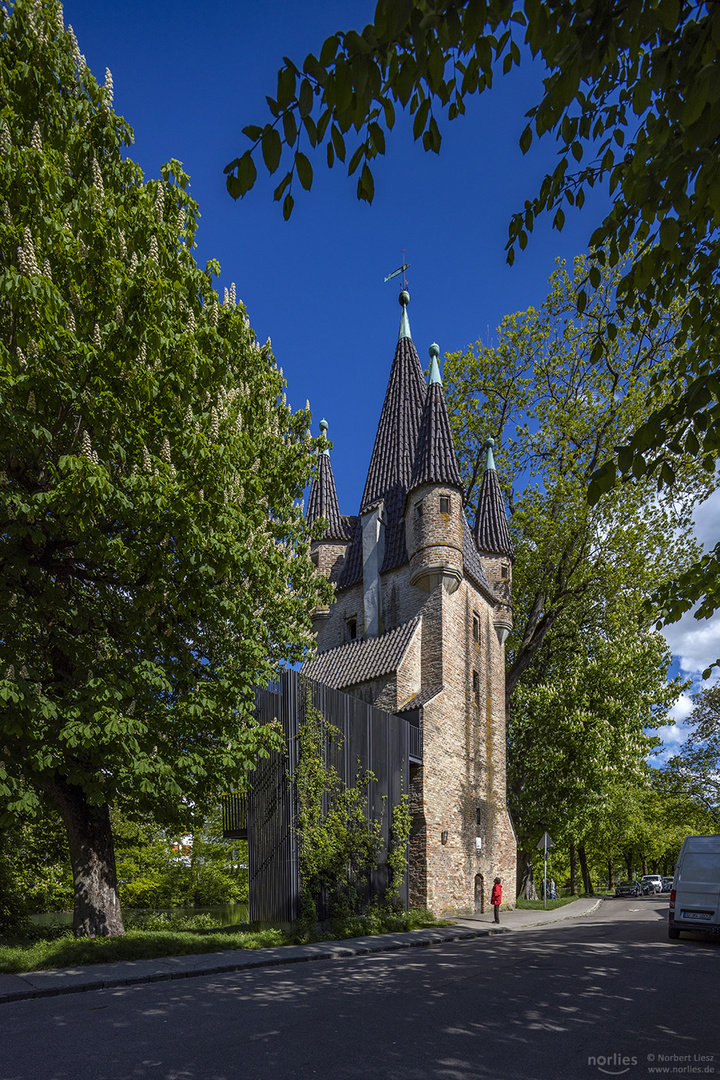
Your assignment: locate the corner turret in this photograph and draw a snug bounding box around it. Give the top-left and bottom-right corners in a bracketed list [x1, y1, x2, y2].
[474, 438, 514, 643]
[306, 421, 354, 624]
[406, 344, 464, 594]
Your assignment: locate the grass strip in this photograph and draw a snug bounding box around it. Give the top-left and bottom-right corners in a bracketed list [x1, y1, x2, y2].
[0, 909, 445, 974]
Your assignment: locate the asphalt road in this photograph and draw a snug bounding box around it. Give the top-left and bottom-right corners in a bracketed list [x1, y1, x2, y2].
[2, 896, 718, 1080]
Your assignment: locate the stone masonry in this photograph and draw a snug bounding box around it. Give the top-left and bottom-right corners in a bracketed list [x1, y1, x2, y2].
[302, 295, 517, 917]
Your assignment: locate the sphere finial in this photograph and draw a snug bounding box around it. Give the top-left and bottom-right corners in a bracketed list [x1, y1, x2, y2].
[319, 418, 328, 436]
[484, 436, 495, 450]
[429, 342, 440, 359]
[399, 289, 410, 307]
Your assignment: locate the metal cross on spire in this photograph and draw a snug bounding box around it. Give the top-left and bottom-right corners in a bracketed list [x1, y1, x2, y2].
[384, 249, 410, 289]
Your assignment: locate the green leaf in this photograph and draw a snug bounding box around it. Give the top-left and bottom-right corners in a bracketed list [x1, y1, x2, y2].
[295, 151, 313, 191]
[261, 128, 282, 174]
[358, 162, 374, 203]
[283, 193, 295, 220]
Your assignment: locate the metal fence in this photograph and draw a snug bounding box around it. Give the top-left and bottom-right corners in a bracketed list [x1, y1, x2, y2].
[224, 670, 423, 923]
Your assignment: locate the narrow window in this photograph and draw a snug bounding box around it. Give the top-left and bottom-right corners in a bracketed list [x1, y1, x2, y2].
[472, 670, 480, 705]
[439, 496, 450, 515]
[310, 551, 319, 568]
[472, 615, 480, 644]
[347, 618, 357, 641]
[501, 563, 509, 579]
[415, 500, 424, 519]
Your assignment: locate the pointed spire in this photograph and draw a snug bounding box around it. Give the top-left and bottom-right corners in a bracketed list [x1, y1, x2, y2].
[428, 342, 442, 385]
[409, 343, 462, 492]
[306, 421, 352, 541]
[338, 293, 426, 587]
[398, 289, 411, 340]
[474, 438, 514, 557]
[319, 417, 330, 455]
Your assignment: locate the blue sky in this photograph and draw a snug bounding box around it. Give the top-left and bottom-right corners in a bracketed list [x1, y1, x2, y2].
[62, 1, 719, 738]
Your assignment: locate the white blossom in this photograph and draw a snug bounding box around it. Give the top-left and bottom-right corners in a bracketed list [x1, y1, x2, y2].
[5, 664, 14, 679]
[142, 445, 151, 472]
[177, 208, 185, 234]
[115, 304, 123, 324]
[67, 310, 75, 333]
[0, 120, 10, 155]
[118, 231, 127, 257]
[161, 437, 171, 463]
[104, 67, 113, 104]
[229, 282, 236, 305]
[16, 346, 26, 368]
[42, 258, 52, 280]
[210, 407, 219, 440]
[92, 158, 104, 199]
[130, 251, 138, 272]
[2, 201, 11, 226]
[235, 412, 243, 434]
[184, 404, 193, 426]
[30, 122, 42, 152]
[93, 323, 101, 348]
[81, 430, 92, 458]
[148, 235, 158, 263]
[154, 184, 164, 222]
[186, 309, 195, 334]
[55, 4, 64, 33]
[223, 287, 229, 307]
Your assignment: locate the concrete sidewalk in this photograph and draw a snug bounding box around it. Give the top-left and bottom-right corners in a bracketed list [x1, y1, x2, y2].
[0, 897, 604, 1005]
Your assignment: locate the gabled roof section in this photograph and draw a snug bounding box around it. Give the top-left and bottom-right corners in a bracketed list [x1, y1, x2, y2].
[409, 345, 463, 493]
[474, 439, 514, 558]
[338, 295, 426, 587]
[301, 616, 421, 691]
[306, 422, 353, 541]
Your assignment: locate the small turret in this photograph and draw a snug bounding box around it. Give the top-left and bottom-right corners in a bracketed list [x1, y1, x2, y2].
[474, 438, 513, 643]
[406, 344, 464, 594]
[306, 420, 353, 594]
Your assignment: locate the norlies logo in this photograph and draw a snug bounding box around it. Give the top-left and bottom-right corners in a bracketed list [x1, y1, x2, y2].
[588, 1054, 639, 1075]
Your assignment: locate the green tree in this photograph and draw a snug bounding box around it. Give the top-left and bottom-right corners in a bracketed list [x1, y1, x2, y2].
[508, 604, 679, 894]
[228, 0, 720, 654]
[0, 0, 330, 938]
[444, 254, 705, 707]
[662, 686, 720, 825]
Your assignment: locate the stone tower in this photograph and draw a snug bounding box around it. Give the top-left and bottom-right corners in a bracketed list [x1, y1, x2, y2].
[303, 292, 516, 917]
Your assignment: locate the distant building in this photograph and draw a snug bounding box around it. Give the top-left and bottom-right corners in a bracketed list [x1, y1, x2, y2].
[302, 292, 516, 916]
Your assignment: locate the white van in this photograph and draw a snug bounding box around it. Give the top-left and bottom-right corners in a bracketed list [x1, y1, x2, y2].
[668, 834, 720, 940]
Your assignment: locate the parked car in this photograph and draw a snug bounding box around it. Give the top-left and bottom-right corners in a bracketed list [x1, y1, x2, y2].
[662, 876, 674, 892]
[641, 874, 663, 894]
[615, 880, 642, 897]
[669, 835, 720, 941]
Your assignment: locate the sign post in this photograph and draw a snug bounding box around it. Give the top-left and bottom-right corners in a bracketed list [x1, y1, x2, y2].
[537, 832, 555, 909]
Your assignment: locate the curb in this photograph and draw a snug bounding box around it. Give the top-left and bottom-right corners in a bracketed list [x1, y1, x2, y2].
[0, 896, 604, 1005]
[0, 925, 508, 1005]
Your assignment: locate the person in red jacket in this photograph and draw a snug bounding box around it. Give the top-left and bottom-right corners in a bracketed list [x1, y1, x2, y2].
[491, 877, 502, 923]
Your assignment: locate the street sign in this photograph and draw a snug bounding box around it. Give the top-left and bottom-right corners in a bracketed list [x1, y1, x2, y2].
[537, 832, 555, 909]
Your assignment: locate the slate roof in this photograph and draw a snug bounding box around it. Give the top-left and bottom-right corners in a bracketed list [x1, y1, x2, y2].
[462, 513, 494, 595]
[474, 460, 515, 558]
[306, 452, 353, 541]
[301, 616, 421, 690]
[338, 333, 426, 587]
[409, 380, 463, 493]
[397, 685, 443, 712]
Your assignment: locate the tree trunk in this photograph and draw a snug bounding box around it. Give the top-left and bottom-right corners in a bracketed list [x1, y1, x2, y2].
[624, 850, 633, 879]
[578, 844, 594, 895]
[569, 844, 578, 896]
[516, 848, 538, 899]
[607, 859, 614, 890]
[46, 776, 125, 937]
